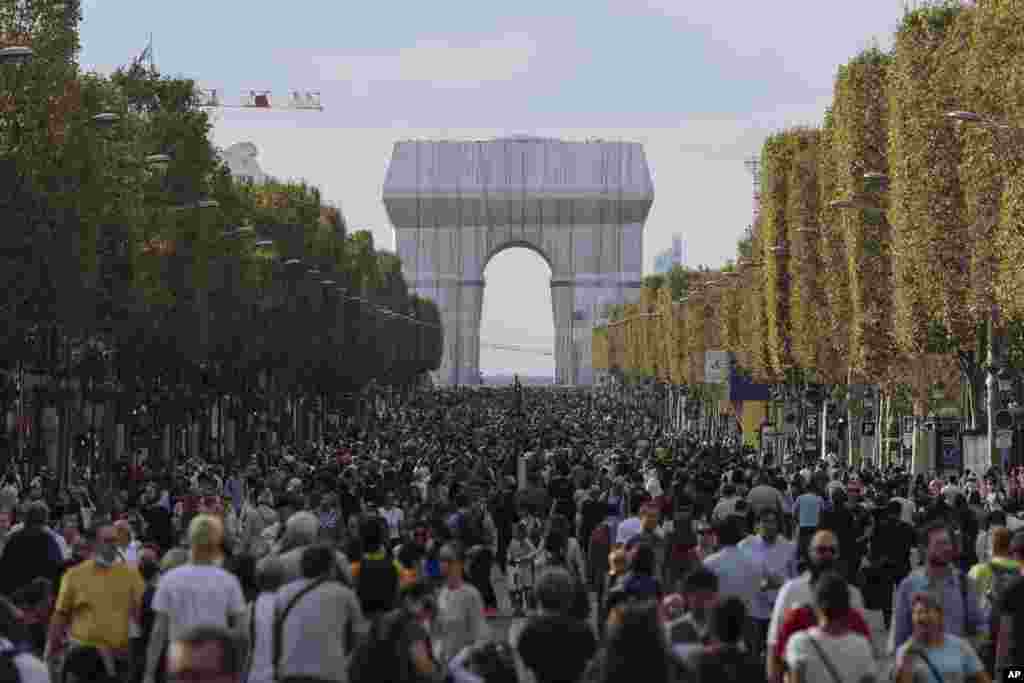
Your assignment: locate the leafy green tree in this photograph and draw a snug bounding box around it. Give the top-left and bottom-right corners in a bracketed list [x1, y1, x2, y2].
[666, 265, 691, 300]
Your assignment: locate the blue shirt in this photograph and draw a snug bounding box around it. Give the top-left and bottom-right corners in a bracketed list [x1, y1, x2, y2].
[738, 534, 798, 620]
[895, 633, 983, 683]
[889, 567, 987, 655]
[704, 546, 761, 615]
[793, 493, 824, 528]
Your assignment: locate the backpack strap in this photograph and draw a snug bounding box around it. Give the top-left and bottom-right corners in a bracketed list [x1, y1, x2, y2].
[805, 633, 846, 683]
[244, 600, 257, 682]
[272, 578, 328, 679]
[909, 647, 944, 683]
[958, 570, 973, 637]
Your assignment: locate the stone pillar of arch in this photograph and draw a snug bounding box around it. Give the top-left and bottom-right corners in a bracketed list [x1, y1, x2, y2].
[383, 137, 653, 386]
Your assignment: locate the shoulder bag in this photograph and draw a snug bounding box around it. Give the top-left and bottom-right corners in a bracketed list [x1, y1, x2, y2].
[271, 578, 328, 682]
[907, 647, 944, 683]
[805, 634, 846, 683]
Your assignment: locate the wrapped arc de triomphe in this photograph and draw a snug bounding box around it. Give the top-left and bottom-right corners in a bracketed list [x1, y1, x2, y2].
[382, 137, 654, 386]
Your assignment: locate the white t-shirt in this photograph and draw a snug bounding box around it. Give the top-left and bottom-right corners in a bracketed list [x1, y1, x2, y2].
[942, 484, 962, 503]
[434, 583, 488, 663]
[767, 573, 866, 647]
[380, 506, 404, 539]
[615, 517, 642, 545]
[891, 497, 916, 525]
[152, 563, 246, 641]
[711, 496, 741, 522]
[785, 628, 876, 683]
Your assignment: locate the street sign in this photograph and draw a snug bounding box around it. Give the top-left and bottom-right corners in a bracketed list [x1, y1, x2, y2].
[862, 421, 876, 437]
[997, 430, 1013, 450]
[903, 416, 914, 435]
[704, 351, 731, 385]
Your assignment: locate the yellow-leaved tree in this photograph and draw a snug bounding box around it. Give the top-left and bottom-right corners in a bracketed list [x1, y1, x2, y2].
[833, 49, 898, 383]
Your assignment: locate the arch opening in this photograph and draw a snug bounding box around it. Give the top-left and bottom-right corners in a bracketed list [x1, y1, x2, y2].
[479, 247, 555, 384]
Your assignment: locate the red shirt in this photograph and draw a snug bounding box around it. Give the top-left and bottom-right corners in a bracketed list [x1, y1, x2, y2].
[773, 606, 871, 660]
[654, 494, 673, 517]
[181, 495, 199, 516]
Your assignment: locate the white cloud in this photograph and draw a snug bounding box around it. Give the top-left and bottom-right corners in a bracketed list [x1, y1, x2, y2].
[312, 32, 539, 94]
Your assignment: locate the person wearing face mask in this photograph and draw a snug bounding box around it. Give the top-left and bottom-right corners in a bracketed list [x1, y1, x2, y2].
[46, 522, 145, 681]
[766, 529, 867, 683]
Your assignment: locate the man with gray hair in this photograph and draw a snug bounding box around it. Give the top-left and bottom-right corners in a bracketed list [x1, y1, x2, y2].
[257, 511, 352, 585]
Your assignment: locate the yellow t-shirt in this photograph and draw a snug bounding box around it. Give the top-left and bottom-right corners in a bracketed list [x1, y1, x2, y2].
[55, 560, 144, 650]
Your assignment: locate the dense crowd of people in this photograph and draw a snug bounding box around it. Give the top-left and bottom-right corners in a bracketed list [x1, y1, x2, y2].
[0, 385, 1023, 683]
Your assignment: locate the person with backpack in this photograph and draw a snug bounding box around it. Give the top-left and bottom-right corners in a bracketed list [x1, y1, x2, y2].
[968, 526, 1020, 675]
[354, 516, 400, 620]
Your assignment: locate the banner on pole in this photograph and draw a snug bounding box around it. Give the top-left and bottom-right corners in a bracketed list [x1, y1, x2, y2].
[704, 351, 731, 385]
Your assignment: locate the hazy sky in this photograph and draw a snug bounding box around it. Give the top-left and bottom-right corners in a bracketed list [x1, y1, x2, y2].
[79, 1, 904, 377]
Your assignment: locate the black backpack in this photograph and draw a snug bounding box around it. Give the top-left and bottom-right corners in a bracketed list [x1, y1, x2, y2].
[986, 562, 1020, 629]
[357, 554, 399, 617]
[460, 509, 491, 548]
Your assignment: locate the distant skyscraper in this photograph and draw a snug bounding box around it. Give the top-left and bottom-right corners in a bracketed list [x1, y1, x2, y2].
[653, 232, 684, 274]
